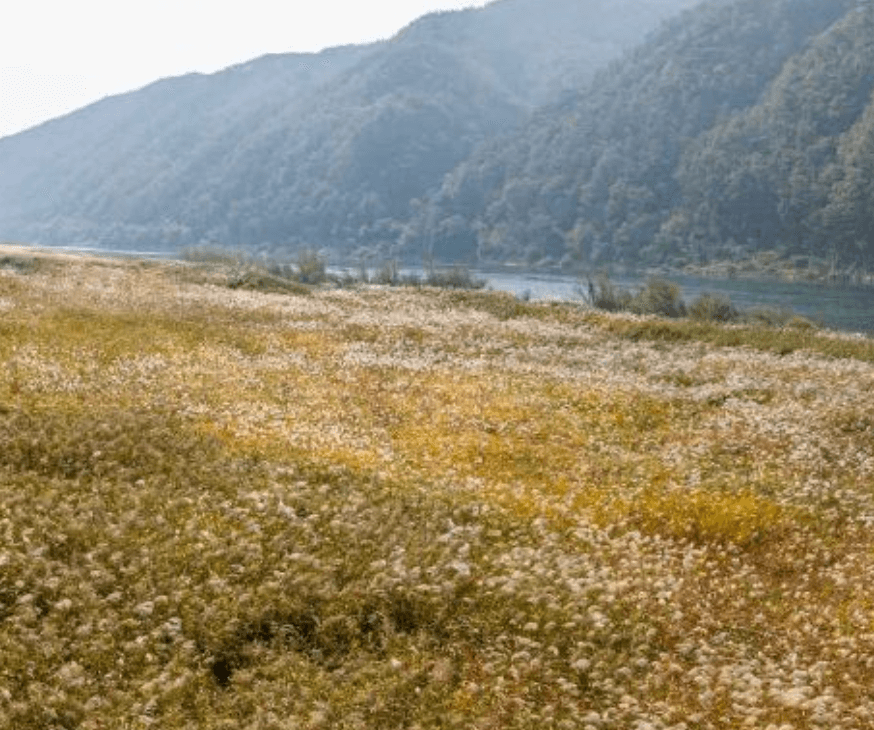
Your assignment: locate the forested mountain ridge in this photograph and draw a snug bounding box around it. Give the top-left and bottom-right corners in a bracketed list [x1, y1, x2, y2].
[0, 45, 380, 245]
[4, 0, 871, 275]
[404, 0, 871, 274]
[676, 4, 874, 273]
[0, 0, 700, 257]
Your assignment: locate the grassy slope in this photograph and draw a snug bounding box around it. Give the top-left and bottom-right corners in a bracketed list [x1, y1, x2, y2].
[1, 248, 873, 729]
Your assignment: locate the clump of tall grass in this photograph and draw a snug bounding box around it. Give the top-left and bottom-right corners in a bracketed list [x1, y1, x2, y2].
[439, 288, 544, 320]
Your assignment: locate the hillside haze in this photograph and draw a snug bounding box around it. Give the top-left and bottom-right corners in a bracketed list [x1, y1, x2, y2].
[0, 0, 701, 257]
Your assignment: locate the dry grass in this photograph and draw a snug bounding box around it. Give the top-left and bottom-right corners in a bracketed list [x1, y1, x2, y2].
[1, 246, 873, 729]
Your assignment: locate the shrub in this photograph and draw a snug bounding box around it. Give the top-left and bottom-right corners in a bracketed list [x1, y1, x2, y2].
[786, 314, 819, 330]
[0, 254, 46, 274]
[743, 305, 797, 328]
[582, 272, 633, 312]
[425, 265, 486, 290]
[357, 259, 370, 284]
[689, 293, 739, 322]
[442, 289, 538, 320]
[630, 278, 687, 318]
[373, 259, 400, 286]
[296, 248, 327, 285]
[265, 260, 297, 280]
[180, 244, 246, 266]
[399, 271, 423, 286]
[333, 269, 360, 287]
[227, 270, 312, 296]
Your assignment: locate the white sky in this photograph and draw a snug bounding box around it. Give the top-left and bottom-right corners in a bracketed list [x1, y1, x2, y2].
[0, 0, 492, 140]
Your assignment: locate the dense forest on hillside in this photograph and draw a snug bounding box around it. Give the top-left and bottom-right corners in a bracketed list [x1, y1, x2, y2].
[0, 0, 699, 259]
[404, 0, 870, 274]
[1, 0, 872, 277]
[676, 3, 874, 273]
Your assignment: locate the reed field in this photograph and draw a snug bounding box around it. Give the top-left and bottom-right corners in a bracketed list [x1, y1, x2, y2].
[1, 245, 873, 729]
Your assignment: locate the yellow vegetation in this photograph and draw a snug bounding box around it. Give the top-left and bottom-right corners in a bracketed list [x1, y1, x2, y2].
[1, 246, 873, 729]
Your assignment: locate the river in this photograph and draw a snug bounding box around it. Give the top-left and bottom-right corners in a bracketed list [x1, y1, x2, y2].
[12, 244, 874, 336]
[478, 269, 874, 336]
[402, 266, 873, 337]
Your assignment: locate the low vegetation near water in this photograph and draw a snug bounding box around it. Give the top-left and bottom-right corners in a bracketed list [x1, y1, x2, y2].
[181, 245, 488, 292]
[581, 271, 820, 329]
[1, 246, 874, 729]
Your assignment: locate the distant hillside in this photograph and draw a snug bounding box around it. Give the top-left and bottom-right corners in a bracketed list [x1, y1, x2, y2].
[6, 0, 868, 276]
[0, 0, 699, 258]
[676, 3, 874, 272]
[406, 0, 873, 275]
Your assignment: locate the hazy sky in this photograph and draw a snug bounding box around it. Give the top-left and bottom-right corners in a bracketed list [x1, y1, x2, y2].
[1, 0, 492, 140]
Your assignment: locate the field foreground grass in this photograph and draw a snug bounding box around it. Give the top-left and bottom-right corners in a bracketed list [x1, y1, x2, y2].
[1, 246, 874, 729]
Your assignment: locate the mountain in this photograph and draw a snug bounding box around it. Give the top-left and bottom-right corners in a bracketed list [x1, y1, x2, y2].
[0, 0, 702, 258]
[405, 0, 874, 274]
[676, 3, 874, 271]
